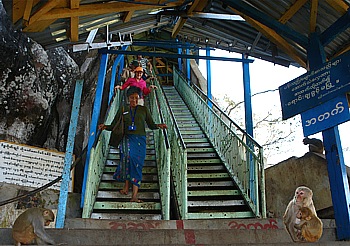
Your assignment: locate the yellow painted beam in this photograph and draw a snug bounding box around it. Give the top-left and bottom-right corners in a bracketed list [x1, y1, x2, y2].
[188, 0, 202, 13]
[70, 0, 80, 9]
[326, 0, 349, 14]
[309, 0, 318, 33]
[23, 19, 57, 32]
[230, 7, 307, 68]
[333, 44, 350, 58]
[28, 0, 63, 26]
[122, 10, 134, 23]
[69, 16, 79, 42]
[279, 0, 308, 24]
[37, 1, 183, 20]
[23, 0, 34, 23]
[12, 0, 41, 23]
[171, 17, 187, 38]
[171, 0, 203, 38]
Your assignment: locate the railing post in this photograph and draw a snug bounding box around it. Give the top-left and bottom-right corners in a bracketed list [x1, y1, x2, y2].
[205, 46, 212, 108]
[56, 79, 83, 228]
[242, 53, 255, 204]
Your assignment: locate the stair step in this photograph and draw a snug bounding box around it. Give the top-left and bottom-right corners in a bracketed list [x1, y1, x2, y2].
[97, 190, 160, 200]
[188, 190, 241, 196]
[101, 173, 158, 182]
[187, 158, 222, 164]
[188, 180, 234, 187]
[186, 211, 255, 219]
[90, 213, 162, 220]
[187, 147, 216, 153]
[187, 153, 218, 158]
[99, 181, 159, 190]
[104, 166, 157, 174]
[187, 165, 225, 171]
[107, 153, 156, 161]
[188, 173, 230, 179]
[94, 201, 161, 210]
[185, 142, 211, 148]
[188, 200, 245, 207]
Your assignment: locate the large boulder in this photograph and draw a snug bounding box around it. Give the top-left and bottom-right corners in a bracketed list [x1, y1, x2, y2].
[265, 152, 334, 219]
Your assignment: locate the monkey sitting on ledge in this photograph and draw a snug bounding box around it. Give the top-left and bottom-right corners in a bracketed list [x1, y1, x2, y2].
[12, 207, 55, 246]
[303, 137, 325, 158]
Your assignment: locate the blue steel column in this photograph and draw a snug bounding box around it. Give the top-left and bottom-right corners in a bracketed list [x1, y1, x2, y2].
[56, 79, 83, 228]
[206, 46, 212, 107]
[177, 39, 182, 71]
[109, 45, 128, 103]
[242, 53, 255, 204]
[186, 44, 191, 83]
[81, 53, 109, 207]
[308, 32, 350, 240]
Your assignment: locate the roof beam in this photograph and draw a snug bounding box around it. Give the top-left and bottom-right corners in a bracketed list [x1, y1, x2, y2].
[12, 0, 41, 23]
[321, 8, 350, 45]
[69, 0, 80, 42]
[122, 10, 135, 22]
[171, 0, 203, 38]
[222, 0, 308, 48]
[100, 49, 255, 63]
[326, 0, 349, 14]
[27, 0, 63, 26]
[229, 7, 307, 68]
[279, 0, 308, 24]
[309, 0, 318, 33]
[37, 1, 183, 20]
[333, 43, 350, 58]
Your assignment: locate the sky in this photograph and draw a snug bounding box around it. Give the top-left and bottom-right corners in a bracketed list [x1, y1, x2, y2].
[198, 49, 350, 166]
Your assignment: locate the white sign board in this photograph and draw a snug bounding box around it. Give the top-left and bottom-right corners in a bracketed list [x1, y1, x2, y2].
[0, 141, 69, 190]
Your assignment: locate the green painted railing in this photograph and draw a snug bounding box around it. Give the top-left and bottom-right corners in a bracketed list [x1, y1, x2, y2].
[173, 68, 266, 218]
[82, 86, 172, 219]
[152, 78, 188, 219]
[82, 91, 122, 218]
[148, 79, 171, 220]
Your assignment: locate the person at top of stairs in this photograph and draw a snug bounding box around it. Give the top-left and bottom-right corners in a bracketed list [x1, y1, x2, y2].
[98, 86, 167, 203]
[115, 66, 156, 106]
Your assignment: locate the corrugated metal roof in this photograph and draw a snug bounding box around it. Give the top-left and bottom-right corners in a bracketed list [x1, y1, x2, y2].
[2, 0, 349, 68]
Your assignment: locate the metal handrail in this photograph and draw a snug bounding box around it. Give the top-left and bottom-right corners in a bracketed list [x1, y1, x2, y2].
[160, 86, 187, 149]
[173, 67, 266, 218]
[177, 70, 262, 148]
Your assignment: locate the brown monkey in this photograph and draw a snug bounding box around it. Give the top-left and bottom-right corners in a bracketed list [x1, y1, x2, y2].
[303, 137, 324, 154]
[283, 186, 316, 242]
[12, 208, 55, 246]
[294, 207, 323, 242]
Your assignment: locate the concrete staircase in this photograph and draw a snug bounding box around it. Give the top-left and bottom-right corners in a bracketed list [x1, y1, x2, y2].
[162, 86, 254, 219]
[0, 218, 347, 245]
[91, 131, 163, 220]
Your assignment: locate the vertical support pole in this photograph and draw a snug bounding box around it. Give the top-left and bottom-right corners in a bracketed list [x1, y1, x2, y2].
[81, 53, 109, 207]
[206, 46, 212, 108]
[109, 45, 128, 103]
[186, 44, 191, 83]
[56, 79, 83, 228]
[242, 53, 255, 204]
[322, 127, 350, 240]
[177, 39, 182, 71]
[308, 32, 350, 240]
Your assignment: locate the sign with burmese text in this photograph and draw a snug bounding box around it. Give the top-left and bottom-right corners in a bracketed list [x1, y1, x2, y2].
[0, 141, 65, 190]
[301, 95, 350, 136]
[279, 51, 350, 120]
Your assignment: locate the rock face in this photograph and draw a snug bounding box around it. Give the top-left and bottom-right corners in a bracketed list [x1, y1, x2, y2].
[265, 152, 333, 219]
[0, 3, 116, 192]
